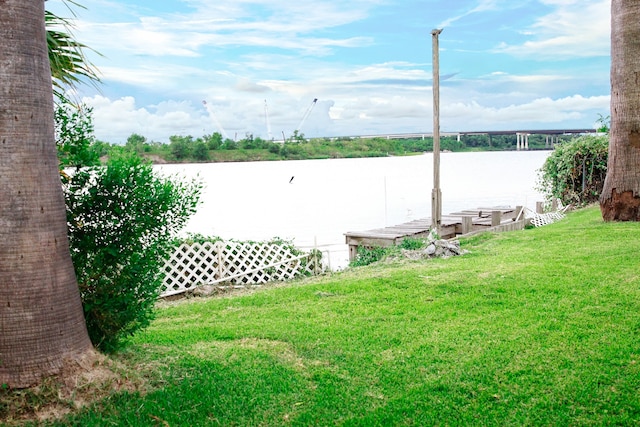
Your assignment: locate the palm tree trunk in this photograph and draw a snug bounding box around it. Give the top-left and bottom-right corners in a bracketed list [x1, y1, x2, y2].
[600, 1, 640, 221]
[0, 0, 93, 388]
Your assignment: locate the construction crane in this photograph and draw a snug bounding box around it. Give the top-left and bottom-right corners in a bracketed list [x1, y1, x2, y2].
[202, 100, 229, 140]
[264, 99, 273, 140]
[295, 98, 318, 134]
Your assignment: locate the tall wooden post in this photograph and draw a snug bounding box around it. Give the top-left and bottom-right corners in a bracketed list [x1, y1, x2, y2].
[431, 28, 443, 232]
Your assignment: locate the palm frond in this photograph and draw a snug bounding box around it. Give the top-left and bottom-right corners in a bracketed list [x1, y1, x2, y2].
[46, 9, 102, 101]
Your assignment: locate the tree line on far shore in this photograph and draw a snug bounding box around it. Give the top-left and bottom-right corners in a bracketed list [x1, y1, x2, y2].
[77, 118, 580, 165]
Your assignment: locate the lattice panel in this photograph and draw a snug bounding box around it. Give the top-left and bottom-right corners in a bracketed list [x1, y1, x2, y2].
[161, 241, 324, 297]
[524, 208, 566, 227]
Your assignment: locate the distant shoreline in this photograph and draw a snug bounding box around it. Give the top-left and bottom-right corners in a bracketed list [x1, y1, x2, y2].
[141, 146, 555, 165]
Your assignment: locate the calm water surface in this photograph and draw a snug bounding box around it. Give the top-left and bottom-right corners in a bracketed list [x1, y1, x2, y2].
[157, 151, 550, 268]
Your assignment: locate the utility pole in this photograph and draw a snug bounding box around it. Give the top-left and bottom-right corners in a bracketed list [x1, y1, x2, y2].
[431, 28, 443, 232]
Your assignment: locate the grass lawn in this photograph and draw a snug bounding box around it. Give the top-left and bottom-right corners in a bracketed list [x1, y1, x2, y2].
[8, 207, 640, 426]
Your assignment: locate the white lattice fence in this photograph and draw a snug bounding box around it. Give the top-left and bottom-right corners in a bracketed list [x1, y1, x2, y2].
[161, 241, 324, 297]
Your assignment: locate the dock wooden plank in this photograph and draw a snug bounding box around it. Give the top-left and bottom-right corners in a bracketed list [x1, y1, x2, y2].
[345, 205, 525, 261]
[448, 210, 488, 217]
[476, 206, 513, 211]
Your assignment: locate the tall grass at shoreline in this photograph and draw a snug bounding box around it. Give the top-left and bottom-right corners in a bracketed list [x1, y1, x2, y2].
[6, 207, 640, 426]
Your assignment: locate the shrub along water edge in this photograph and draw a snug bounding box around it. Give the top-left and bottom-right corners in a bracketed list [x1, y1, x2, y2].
[537, 134, 608, 206]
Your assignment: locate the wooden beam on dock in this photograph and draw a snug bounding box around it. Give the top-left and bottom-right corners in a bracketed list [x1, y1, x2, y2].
[344, 205, 526, 261]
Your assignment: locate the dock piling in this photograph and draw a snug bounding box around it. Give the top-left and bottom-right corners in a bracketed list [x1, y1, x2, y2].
[491, 210, 502, 227]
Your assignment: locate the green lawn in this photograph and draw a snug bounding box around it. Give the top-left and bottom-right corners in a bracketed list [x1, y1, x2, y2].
[18, 207, 640, 425]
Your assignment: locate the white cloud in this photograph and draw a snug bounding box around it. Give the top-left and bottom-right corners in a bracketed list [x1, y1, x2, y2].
[82, 90, 609, 143]
[495, 0, 610, 59]
[71, 0, 378, 59]
[442, 94, 609, 130]
[84, 95, 209, 143]
[234, 78, 272, 93]
[480, 72, 573, 84]
[438, 0, 502, 28]
[97, 65, 207, 89]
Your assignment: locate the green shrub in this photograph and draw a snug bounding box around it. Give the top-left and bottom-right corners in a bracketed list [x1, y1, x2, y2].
[221, 139, 238, 150]
[350, 246, 388, 267]
[192, 140, 210, 161]
[267, 143, 281, 154]
[56, 105, 203, 352]
[55, 104, 201, 351]
[349, 237, 428, 268]
[400, 237, 427, 250]
[537, 135, 608, 206]
[64, 150, 202, 352]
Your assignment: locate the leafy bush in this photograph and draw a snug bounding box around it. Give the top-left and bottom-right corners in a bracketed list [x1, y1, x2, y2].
[350, 246, 388, 267]
[58, 104, 204, 351]
[537, 135, 608, 206]
[192, 140, 210, 161]
[221, 139, 238, 150]
[64, 150, 202, 352]
[350, 237, 428, 267]
[267, 143, 281, 154]
[400, 237, 427, 250]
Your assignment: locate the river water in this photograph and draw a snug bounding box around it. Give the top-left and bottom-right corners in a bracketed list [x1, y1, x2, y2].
[156, 150, 550, 269]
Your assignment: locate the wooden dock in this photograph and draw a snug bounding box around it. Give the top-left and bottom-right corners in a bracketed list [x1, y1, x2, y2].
[344, 206, 526, 261]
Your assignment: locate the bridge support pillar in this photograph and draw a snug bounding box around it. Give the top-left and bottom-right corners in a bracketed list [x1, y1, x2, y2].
[517, 133, 529, 150]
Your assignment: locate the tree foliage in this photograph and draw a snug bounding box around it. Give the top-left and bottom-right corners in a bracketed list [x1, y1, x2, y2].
[537, 135, 609, 206]
[596, 113, 610, 134]
[125, 133, 147, 154]
[192, 140, 210, 161]
[169, 135, 193, 160]
[88, 129, 594, 165]
[56, 101, 101, 168]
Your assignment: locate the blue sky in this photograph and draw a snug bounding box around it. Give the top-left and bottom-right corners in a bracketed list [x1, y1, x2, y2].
[47, 0, 610, 144]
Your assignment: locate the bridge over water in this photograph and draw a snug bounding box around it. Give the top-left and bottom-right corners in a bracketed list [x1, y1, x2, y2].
[345, 128, 598, 150]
